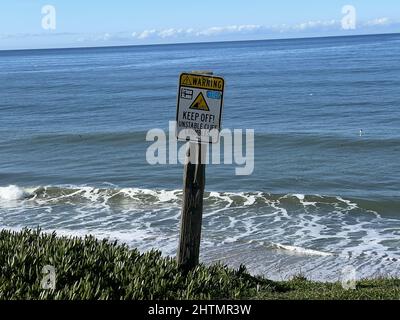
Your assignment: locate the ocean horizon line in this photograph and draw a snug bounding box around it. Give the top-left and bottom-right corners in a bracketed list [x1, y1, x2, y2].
[1, 31, 399, 53]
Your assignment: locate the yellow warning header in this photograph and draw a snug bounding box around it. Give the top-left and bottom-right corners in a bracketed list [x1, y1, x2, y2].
[180, 73, 224, 91]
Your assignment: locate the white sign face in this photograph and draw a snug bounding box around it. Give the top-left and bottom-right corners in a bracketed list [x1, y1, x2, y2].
[176, 73, 225, 143]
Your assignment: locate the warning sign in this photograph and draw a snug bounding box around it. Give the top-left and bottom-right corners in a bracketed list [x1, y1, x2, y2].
[176, 72, 225, 143]
[190, 93, 210, 111]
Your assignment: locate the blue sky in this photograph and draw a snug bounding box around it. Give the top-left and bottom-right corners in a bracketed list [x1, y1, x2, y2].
[0, 0, 399, 49]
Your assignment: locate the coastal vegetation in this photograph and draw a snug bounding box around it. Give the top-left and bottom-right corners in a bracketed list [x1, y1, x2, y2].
[0, 229, 399, 300]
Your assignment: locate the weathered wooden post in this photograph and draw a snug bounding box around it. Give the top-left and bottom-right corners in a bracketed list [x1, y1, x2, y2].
[175, 71, 225, 272]
[177, 141, 206, 271]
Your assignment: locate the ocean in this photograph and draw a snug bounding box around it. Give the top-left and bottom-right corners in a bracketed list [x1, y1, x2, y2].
[1, 33, 399, 281]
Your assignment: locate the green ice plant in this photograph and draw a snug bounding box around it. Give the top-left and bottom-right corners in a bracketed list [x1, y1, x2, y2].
[0, 228, 273, 300]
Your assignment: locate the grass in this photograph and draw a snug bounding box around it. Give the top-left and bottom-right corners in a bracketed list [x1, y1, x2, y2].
[0, 228, 399, 300]
[257, 275, 400, 300]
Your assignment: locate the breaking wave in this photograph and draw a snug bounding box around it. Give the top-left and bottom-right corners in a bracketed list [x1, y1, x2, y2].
[1, 184, 400, 281]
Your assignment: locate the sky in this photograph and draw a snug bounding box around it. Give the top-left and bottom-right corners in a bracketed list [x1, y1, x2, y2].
[0, 0, 399, 50]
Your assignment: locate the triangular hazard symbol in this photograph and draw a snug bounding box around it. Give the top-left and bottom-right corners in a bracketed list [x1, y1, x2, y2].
[182, 76, 191, 86]
[189, 92, 210, 111]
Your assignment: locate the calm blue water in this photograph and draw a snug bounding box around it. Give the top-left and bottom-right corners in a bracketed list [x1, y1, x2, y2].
[1, 34, 400, 281]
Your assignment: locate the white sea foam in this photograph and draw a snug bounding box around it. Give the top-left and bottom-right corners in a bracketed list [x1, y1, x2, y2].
[292, 194, 317, 206]
[1, 184, 399, 281]
[242, 193, 257, 206]
[336, 196, 359, 211]
[0, 185, 28, 201]
[272, 243, 333, 257]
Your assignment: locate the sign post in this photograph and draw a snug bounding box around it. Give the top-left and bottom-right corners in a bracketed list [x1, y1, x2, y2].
[176, 71, 225, 271]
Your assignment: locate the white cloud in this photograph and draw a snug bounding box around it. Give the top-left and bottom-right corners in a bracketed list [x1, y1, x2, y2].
[157, 28, 194, 38]
[291, 20, 339, 31]
[158, 28, 177, 38]
[137, 29, 157, 39]
[364, 17, 390, 26]
[57, 19, 400, 46]
[2, 17, 398, 50]
[196, 24, 262, 36]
